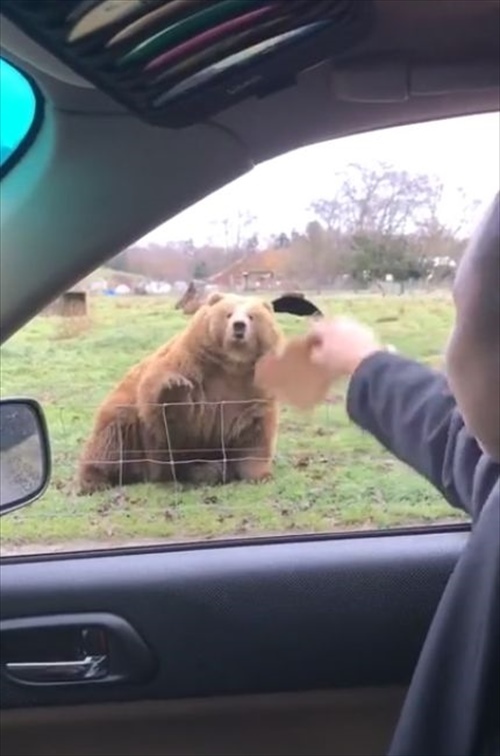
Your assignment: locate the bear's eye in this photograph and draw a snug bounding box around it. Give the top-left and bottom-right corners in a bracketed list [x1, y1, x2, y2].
[226, 312, 233, 319]
[248, 314, 254, 321]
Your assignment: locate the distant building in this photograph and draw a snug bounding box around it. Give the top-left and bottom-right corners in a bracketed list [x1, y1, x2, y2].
[173, 280, 188, 293]
[89, 279, 108, 292]
[145, 281, 172, 294]
[209, 248, 290, 290]
[114, 284, 131, 295]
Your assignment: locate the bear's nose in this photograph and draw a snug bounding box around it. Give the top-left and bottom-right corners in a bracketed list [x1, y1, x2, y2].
[232, 320, 247, 338]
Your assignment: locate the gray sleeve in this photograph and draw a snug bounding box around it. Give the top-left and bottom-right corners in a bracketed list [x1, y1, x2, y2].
[346, 351, 499, 519]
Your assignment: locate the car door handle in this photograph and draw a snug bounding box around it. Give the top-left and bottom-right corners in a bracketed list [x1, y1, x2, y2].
[5, 654, 109, 684]
[1, 612, 156, 687]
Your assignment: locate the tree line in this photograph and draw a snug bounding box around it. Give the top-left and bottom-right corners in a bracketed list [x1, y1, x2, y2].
[108, 162, 480, 288]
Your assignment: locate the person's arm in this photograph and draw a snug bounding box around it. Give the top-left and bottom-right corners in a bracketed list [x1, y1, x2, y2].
[346, 351, 499, 519]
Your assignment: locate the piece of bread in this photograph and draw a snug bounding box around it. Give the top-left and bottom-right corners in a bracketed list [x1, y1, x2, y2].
[255, 335, 333, 410]
[256, 333, 397, 411]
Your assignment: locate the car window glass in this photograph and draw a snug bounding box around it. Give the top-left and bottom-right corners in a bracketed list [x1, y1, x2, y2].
[1, 112, 499, 556]
[0, 58, 39, 173]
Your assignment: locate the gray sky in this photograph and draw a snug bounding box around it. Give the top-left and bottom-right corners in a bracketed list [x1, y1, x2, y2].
[140, 112, 500, 247]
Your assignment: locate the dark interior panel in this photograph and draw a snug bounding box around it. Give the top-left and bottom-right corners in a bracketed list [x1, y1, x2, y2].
[1, 530, 467, 710]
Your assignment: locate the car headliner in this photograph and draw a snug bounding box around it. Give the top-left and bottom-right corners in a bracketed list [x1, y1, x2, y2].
[0, 0, 499, 342]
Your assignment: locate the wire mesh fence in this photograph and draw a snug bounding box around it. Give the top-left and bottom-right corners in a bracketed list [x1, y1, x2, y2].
[0, 291, 466, 554]
[0, 394, 465, 555]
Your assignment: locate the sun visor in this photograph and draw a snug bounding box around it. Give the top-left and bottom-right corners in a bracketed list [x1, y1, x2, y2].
[1, 0, 375, 128]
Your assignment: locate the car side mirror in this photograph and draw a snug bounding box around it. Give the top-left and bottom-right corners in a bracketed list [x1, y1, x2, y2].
[0, 398, 51, 516]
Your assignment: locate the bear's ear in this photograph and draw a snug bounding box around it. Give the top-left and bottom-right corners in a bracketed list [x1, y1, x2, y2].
[262, 300, 274, 313]
[206, 292, 224, 306]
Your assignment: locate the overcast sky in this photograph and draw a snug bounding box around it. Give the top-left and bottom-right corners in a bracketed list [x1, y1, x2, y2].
[140, 112, 499, 247]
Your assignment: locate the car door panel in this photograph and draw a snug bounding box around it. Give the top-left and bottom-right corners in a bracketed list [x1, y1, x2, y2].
[1, 530, 467, 713]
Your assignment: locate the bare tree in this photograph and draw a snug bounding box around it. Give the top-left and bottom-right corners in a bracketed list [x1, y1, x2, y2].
[285, 221, 342, 286]
[449, 187, 482, 238]
[309, 196, 345, 232]
[310, 162, 444, 236]
[211, 210, 257, 258]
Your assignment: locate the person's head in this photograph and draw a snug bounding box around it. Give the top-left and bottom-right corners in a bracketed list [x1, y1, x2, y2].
[445, 193, 500, 461]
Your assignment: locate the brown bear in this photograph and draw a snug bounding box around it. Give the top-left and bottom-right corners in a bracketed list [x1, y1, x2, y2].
[78, 292, 283, 494]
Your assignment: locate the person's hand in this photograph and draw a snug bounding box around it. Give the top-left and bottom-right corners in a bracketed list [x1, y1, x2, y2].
[308, 316, 383, 379]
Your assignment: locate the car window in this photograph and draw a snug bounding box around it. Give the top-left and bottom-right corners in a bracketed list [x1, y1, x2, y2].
[0, 57, 40, 175]
[1, 112, 498, 557]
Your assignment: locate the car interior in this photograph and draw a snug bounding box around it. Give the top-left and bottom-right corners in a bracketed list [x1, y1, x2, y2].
[0, 1, 499, 755]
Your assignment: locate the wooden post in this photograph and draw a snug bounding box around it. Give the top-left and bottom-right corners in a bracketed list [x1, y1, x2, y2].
[58, 291, 87, 317]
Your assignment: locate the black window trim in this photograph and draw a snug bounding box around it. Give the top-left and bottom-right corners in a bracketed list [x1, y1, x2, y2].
[0, 520, 471, 567]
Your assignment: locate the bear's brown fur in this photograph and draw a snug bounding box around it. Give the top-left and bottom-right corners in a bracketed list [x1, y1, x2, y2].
[78, 293, 283, 494]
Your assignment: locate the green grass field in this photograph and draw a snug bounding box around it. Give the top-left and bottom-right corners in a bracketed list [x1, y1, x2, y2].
[0, 292, 467, 554]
